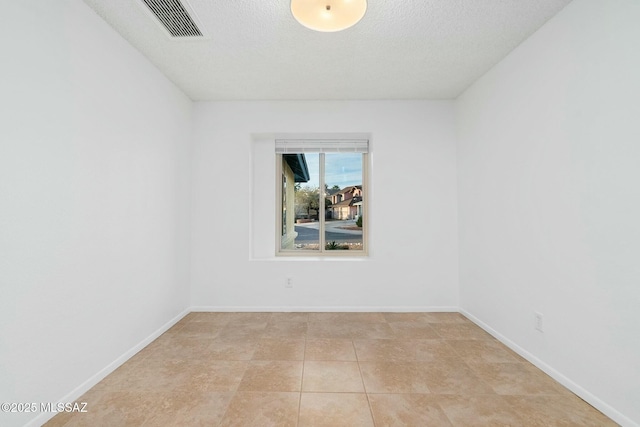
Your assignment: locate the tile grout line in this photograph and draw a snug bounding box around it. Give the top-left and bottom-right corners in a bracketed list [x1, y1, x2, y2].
[354, 335, 377, 426]
[211, 320, 238, 426]
[297, 337, 307, 427]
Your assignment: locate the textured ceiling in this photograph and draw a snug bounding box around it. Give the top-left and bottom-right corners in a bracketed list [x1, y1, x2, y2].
[83, 0, 573, 101]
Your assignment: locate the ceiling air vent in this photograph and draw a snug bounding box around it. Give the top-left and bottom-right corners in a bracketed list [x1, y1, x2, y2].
[142, 0, 204, 38]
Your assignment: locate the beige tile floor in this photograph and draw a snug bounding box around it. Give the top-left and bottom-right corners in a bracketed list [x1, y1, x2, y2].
[46, 312, 617, 426]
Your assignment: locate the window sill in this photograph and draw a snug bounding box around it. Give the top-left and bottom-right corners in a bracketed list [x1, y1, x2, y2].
[251, 255, 369, 262]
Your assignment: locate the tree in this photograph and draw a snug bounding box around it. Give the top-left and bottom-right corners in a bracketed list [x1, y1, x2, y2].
[323, 184, 335, 208]
[295, 186, 320, 218]
[325, 197, 332, 208]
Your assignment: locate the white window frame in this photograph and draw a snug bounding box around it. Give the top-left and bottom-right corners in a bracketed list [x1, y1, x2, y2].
[275, 139, 369, 257]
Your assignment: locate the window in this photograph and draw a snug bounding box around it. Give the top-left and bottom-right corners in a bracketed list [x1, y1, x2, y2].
[276, 139, 368, 256]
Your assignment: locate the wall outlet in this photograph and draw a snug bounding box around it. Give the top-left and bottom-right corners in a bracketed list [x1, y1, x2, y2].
[285, 277, 293, 288]
[534, 312, 544, 332]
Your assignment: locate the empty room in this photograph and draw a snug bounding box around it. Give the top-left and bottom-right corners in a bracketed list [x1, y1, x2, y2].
[1, 0, 639, 426]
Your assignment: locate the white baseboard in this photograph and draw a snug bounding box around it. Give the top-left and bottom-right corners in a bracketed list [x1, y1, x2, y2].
[460, 309, 637, 427]
[27, 308, 190, 427]
[189, 305, 460, 313]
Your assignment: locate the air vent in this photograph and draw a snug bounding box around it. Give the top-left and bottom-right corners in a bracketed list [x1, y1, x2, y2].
[142, 0, 203, 38]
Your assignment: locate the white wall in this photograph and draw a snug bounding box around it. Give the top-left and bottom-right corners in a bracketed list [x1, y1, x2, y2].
[0, 1, 192, 426]
[191, 101, 459, 310]
[456, 0, 640, 425]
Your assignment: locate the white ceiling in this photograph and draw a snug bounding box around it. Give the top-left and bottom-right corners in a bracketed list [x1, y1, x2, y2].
[83, 0, 573, 101]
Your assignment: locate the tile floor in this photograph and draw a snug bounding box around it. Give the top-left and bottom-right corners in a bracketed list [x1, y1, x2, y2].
[46, 312, 617, 426]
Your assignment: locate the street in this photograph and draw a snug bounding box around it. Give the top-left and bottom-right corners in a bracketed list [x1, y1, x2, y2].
[294, 220, 363, 244]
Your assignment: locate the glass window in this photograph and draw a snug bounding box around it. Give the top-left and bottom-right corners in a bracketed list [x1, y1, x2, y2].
[277, 148, 367, 256]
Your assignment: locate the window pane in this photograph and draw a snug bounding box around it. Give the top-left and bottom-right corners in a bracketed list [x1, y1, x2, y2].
[324, 153, 364, 251]
[281, 153, 320, 251]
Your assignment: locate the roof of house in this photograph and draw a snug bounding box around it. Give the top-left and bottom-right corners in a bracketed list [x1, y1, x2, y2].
[331, 196, 362, 208]
[337, 185, 362, 194]
[283, 154, 310, 183]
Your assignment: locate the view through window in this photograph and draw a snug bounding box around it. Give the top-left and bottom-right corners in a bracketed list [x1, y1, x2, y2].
[277, 141, 367, 255]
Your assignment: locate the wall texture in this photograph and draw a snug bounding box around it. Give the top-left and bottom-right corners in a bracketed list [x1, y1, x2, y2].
[190, 101, 459, 311]
[0, 1, 192, 426]
[456, 0, 640, 425]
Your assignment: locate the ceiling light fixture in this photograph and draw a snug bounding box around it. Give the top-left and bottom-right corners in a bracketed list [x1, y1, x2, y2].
[291, 0, 367, 32]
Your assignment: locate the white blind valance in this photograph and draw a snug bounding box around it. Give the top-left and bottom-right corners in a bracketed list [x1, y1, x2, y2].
[275, 139, 369, 153]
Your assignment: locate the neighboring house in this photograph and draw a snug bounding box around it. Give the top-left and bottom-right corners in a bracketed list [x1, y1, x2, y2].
[325, 188, 340, 198]
[281, 154, 310, 250]
[329, 185, 362, 220]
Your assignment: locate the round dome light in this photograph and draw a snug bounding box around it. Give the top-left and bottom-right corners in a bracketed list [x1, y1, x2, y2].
[291, 0, 367, 32]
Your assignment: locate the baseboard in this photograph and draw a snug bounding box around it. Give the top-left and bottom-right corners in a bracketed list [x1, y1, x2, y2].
[460, 308, 637, 427]
[27, 308, 190, 427]
[189, 305, 460, 313]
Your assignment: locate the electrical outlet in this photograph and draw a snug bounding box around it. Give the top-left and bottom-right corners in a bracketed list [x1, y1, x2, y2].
[534, 312, 544, 332]
[285, 277, 293, 288]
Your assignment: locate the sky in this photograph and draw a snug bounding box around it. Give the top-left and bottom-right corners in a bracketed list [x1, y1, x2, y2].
[302, 153, 363, 190]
